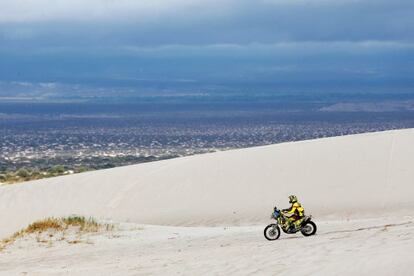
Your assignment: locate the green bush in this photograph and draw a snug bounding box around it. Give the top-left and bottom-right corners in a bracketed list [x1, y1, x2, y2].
[31, 170, 41, 177]
[48, 165, 65, 175]
[76, 166, 90, 173]
[16, 168, 30, 178]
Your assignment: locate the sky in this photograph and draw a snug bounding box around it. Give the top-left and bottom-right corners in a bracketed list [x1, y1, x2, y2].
[0, 0, 413, 98]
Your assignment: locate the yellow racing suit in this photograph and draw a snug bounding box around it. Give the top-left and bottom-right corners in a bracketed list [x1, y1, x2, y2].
[284, 201, 305, 229]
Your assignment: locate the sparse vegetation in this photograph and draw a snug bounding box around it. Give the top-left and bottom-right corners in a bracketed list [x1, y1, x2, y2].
[0, 216, 113, 251]
[48, 165, 66, 175]
[26, 218, 64, 233]
[62, 216, 100, 232]
[16, 168, 30, 178]
[0, 155, 177, 185]
[0, 166, 86, 185]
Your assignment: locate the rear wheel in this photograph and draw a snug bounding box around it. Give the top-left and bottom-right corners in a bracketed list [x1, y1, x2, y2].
[264, 224, 281, 241]
[301, 221, 317, 236]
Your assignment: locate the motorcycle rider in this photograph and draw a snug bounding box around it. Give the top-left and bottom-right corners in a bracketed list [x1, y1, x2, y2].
[282, 195, 305, 232]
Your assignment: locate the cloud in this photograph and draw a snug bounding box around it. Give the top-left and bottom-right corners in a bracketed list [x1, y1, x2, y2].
[1, 0, 400, 24]
[0, 0, 413, 87]
[1, 39, 412, 85]
[1, 0, 413, 43]
[0, 0, 226, 23]
[120, 41, 414, 57]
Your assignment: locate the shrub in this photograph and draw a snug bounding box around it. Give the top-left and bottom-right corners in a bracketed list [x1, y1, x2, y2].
[48, 165, 65, 175]
[62, 216, 99, 232]
[76, 166, 90, 173]
[16, 168, 30, 178]
[0, 216, 109, 251]
[26, 218, 64, 233]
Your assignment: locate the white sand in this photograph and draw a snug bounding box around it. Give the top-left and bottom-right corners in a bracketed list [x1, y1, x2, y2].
[1, 217, 413, 275]
[0, 129, 413, 275]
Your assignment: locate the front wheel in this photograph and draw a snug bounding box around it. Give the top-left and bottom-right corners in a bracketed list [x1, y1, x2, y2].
[301, 221, 317, 236]
[264, 224, 281, 241]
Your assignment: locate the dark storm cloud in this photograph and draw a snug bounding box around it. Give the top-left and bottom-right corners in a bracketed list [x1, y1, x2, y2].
[0, 0, 413, 87]
[2, 0, 413, 45]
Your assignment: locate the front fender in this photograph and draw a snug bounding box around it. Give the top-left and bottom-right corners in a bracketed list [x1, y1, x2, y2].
[301, 216, 312, 225]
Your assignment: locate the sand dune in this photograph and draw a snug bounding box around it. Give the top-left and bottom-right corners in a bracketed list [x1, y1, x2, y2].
[1, 129, 414, 275]
[1, 217, 413, 275]
[1, 129, 414, 239]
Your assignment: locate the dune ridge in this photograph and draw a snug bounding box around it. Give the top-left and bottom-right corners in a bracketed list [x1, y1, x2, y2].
[1, 129, 413, 239]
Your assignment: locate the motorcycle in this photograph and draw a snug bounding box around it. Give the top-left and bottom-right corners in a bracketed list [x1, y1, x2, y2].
[264, 206, 317, 240]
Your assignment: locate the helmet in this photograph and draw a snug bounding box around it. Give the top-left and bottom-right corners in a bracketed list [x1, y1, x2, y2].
[288, 195, 298, 203]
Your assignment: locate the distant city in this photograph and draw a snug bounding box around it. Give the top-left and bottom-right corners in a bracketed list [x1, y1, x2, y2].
[1, 94, 414, 178]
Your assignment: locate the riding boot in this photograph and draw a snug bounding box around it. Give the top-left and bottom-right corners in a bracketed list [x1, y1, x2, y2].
[288, 224, 296, 233]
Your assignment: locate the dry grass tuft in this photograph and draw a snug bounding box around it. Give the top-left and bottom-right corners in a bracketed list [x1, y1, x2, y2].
[26, 218, 64, 233]
[62, 216, 100, 232]
[0, 216, 112, 251]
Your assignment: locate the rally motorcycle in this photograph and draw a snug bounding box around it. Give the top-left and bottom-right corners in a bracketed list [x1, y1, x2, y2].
[264, 207, 317, 240]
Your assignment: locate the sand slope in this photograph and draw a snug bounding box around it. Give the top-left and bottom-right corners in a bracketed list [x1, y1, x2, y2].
[1, 129, 414, 239]
[0, 217, 413, 275]
[1, 129, 414, 275]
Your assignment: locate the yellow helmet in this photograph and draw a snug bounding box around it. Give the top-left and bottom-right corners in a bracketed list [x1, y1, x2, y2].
[288, 195, 298, 203]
